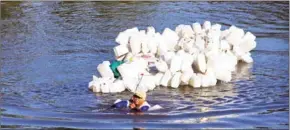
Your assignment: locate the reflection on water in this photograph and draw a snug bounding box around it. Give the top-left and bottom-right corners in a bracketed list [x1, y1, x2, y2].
[0, 1, 289, 129]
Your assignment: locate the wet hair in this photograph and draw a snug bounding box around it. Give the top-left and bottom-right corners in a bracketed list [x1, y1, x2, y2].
[133, 94, 141, 99]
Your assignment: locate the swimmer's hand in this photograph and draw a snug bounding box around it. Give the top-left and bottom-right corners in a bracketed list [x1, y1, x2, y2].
[129, 103, 136, 109]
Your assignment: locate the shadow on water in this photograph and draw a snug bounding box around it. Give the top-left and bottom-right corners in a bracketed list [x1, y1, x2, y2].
[0, 1, 289, 129]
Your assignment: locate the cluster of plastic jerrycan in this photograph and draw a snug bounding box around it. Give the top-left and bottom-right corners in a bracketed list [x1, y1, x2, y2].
[88, 21, 257, 93]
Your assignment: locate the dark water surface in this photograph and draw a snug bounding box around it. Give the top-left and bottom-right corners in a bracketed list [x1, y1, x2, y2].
[0, 1, 289, 129]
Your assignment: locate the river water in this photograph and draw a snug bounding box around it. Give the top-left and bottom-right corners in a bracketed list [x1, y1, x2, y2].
[0, 1, 289, 129]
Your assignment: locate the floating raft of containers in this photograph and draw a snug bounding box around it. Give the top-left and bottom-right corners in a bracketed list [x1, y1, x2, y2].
[88, 21, 256, 93]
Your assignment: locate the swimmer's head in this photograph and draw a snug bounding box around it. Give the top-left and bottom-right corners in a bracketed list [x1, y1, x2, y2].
[131, 91, 146, 105]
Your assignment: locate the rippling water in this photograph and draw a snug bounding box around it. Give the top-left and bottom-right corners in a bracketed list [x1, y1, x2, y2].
[0, 1, 289, 129]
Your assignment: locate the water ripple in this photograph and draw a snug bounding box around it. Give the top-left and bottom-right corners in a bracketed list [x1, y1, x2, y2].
[0, 1, 288, 129]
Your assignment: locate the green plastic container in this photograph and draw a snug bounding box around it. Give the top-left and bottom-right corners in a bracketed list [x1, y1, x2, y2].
[109, 60, 125, 78]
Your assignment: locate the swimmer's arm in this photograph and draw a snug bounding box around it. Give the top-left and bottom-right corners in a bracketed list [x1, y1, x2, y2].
[111, 100, 129, 108]
[140, 106, 149, 112]
[131, 106, 149, 112]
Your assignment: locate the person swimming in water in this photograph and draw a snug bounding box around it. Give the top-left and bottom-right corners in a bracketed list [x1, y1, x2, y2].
[111, 91, 151, 112]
